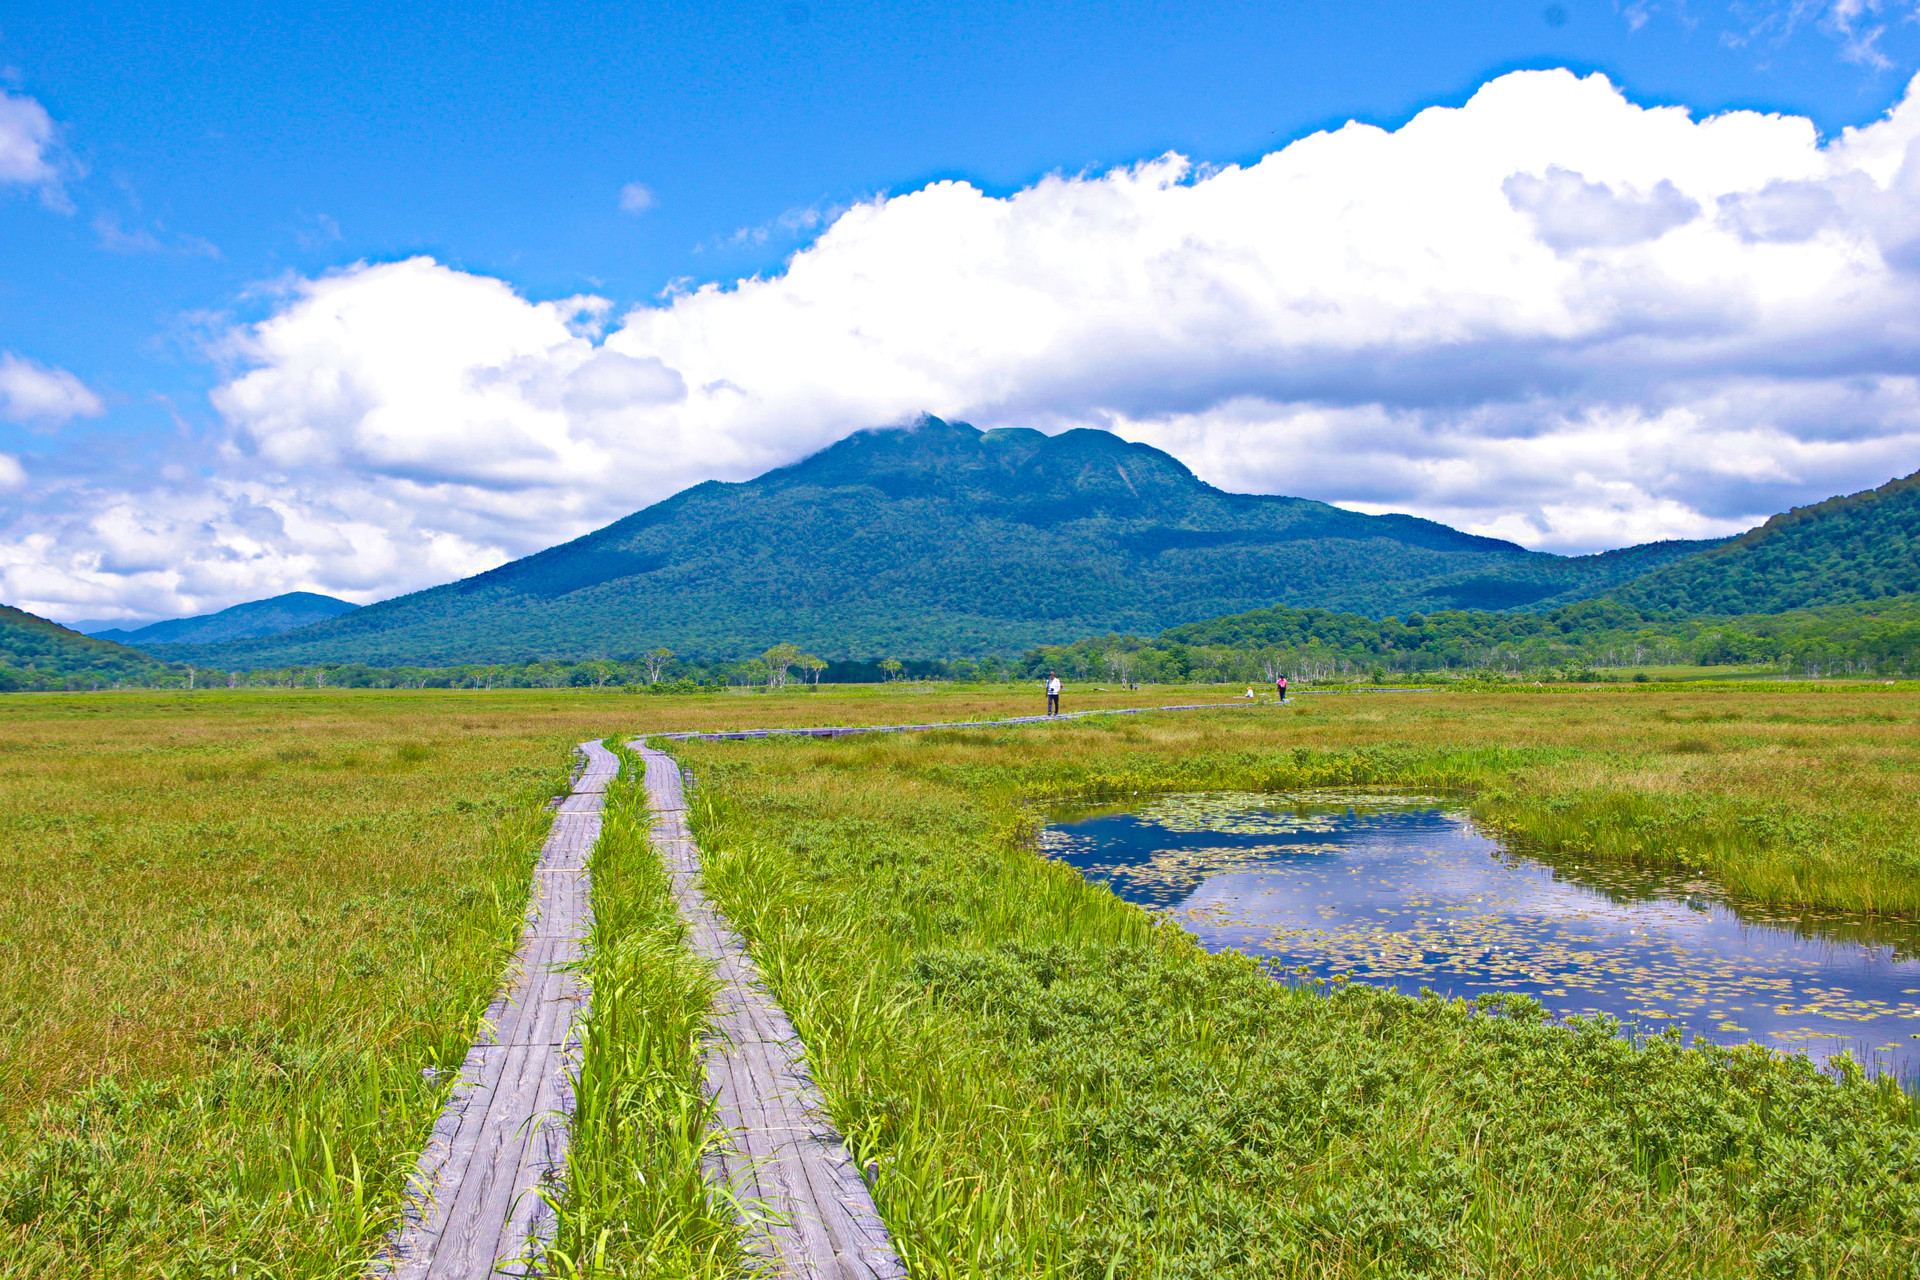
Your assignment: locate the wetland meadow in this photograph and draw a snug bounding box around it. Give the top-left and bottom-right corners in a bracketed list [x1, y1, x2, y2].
[2, 680, 1918, 1276]
[1042, 791, 1920, 1077]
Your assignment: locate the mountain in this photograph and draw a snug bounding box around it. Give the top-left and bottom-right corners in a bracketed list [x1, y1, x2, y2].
[1610, 470, 1920, 616]
[0, 605, 164, 689]
[152, 418, 1722, 668]
[89, 592, 360, 645]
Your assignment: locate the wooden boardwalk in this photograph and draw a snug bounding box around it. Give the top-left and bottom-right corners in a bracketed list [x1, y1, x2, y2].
[621, 704, 1259, 1277]
[379, 739, 617, 1280]
[636, 742, 907, 1280]
[379, 703, 1258, 1278]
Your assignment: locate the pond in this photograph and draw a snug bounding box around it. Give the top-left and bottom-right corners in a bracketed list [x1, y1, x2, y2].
[1040, 791, 1920, 1080]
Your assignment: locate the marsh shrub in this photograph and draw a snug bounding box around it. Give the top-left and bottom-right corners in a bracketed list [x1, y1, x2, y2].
[901, 939, 1920, 1276]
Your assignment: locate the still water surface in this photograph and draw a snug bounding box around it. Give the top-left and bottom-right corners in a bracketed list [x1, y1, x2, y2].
[1041, 791, 1920, 1078]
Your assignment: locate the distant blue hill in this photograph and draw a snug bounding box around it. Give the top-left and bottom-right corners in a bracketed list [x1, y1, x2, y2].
[93, 592, 360, 646]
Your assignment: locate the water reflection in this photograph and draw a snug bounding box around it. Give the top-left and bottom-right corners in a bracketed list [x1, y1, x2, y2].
[1041, 791, 1920, 1078]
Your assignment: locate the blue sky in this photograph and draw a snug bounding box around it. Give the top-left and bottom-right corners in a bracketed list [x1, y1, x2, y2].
[5, 0, 1920, 623]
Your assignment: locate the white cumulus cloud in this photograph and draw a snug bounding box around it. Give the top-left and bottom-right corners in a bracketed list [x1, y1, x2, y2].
[0, 93, 56, 184]
[0, 354, 104, 425]
[0, 91, 68, 207]
[15, 67, 1920, 624]
[1503, 166, 1701, 251]
[618, 182, 655, 214]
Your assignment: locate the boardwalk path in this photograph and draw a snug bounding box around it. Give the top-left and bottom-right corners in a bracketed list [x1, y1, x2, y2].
[625, 701, 1246, 1278]
[389, 702, 1250, 1277]
[382, 739, 617, 1280]
[637, 743, 906, 1280]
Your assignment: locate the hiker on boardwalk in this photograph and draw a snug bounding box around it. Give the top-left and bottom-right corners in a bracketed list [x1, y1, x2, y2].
[1046, 672, 1062, 716]
[1276, 674, 1288, 702]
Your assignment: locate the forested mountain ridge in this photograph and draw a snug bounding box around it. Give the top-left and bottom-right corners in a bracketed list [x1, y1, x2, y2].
[89, 591, 359, 645]
[0, 605, 164, 689]
[1612, 470, 1920, 616]
[1119, 595, 1919, 677]
[149, 417, 1720, 667]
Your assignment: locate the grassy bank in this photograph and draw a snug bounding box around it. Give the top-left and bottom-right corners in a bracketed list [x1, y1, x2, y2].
[0, 693, 588, 1273]
[681, 701, 1920, 1277]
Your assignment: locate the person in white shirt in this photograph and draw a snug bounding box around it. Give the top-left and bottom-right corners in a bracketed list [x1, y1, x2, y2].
[1046, 672, 1062, 716]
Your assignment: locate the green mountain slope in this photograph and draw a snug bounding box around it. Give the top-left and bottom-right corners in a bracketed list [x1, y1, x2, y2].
[0, 605, 165, 689]
[92, 591, 360, 645]
[1613, 470, 1920, 616]
[159, 418, 1723, 667]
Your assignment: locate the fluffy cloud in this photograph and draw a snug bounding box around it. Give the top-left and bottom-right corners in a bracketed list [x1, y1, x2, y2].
[1503, 167, 1701, 251]
[17, 67, 1920, 622]
[618, 182, 655, 214]
[0, 354, 104, 425]
[0, 92, 66, 204]
[0, 93, 55, 183]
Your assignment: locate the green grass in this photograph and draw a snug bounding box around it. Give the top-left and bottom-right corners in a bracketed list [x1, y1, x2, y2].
[682, 716, 1920, 1277]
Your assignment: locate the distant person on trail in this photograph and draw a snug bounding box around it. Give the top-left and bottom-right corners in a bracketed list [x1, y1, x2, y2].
[1046, 672, 1062, 716]
[1276, 674, 1289, 702]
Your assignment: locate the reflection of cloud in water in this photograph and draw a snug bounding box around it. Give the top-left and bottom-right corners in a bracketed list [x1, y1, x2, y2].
[1043, 792, 1920, 1078]
[1037, 829, 1347, 905]
[1071, 790, 1452, 836]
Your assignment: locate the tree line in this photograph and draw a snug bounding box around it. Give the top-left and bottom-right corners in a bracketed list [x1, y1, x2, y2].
[7, 594, 1918, 693]
[1006, 597, 1920, 684]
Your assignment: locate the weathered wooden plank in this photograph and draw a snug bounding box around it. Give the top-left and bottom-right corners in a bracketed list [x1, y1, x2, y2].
[425, 1040, 548, 1276]
[377, 739, 616, 1280]
[636, 744, 907, 1280]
